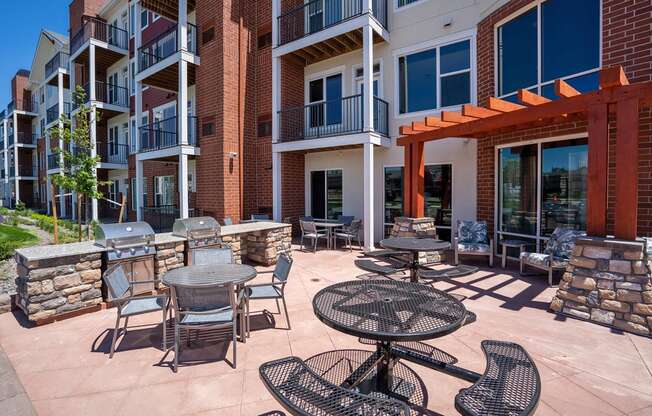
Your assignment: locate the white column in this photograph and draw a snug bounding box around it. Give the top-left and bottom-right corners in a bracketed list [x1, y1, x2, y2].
[178, 154, 189, 219]
[178, 61, 189, 145]
[89, 44, 96, 102]
[363, 142, 375, 251]
[57, 72, 66, 217]
[272, 56, 281, 143]
[12, 113, 18, 204]
[136, 159, 143, 221]
[178, 0, 188, 51]
[89, 107, 98, 221]
[69, 55, 76, 220]
[362, 25, 374, 132]
[272, 151, 282, 221]
[3, 119, 7, 184]
[364, 0, 373, 14]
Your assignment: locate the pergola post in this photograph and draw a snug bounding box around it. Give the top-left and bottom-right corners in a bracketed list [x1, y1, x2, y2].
[614, 97, 639, 240]
[411, 142, 425, 218]
[586, 103, 608, 237]
[403, 143, 412, 216]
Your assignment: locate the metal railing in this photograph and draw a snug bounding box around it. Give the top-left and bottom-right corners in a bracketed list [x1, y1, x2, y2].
[139, 115, 198, 152]
[83, 81, 129, 108]
[278, 0, 388, 46]
[7, 131, 13, 146]
[46, 102, 71, 124]
[45, 52, 70, 78]
[71, 16, 129, 55]
[278, 95, 388, 142]
[138, 23, 198, 73]
[47, 153, 60, 169]
[10, 166, 36, 177]
[142, 205, 201, 233]
[15, 132, 35, 145]
[97, 142, 128, 164]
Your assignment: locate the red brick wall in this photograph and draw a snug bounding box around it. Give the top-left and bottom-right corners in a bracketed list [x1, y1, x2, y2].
[476, 0, 652, 237]
[11, 72, 30, 112]
[69, 0, 106, 36]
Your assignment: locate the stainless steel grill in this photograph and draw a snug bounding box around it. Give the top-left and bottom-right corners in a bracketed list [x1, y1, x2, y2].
[96, 222, 157, 300]
[172, 216, 222, 264]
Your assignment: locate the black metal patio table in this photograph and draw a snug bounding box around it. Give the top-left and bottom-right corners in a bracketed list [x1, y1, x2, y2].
[162, 263, 258, 288]
[380, 237, 451, 282]
[312, 279, 468, 399]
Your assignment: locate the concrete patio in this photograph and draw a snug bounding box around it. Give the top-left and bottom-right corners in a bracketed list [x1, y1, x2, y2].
[1, 246, 652, 416]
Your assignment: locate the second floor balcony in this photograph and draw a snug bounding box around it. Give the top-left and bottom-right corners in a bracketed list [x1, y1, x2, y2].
[139, 115, 198, 153]
[45, 52, 70, 79]
[47, 153, 60, 170]
[77, 81, 129, 110]
[97, 142, 128, 165]
[46, 102, 71, 125]
[278, 94, 388, 143]
[277, 0, 388, 47]
[71, 17, 129, 56]
[10, 166, 37, 178]
[138, 24, 198, 73]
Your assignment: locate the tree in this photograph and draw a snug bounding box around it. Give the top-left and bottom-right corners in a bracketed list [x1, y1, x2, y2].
[49, 86, 107, 242]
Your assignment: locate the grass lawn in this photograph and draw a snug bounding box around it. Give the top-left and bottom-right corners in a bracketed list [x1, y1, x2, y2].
[0, 224, 39, 261]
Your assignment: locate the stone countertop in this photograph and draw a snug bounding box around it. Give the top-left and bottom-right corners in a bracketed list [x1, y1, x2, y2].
[16, 241, 105, 262]
[154, 232, 187, 244]
[220, 221, 291, 236]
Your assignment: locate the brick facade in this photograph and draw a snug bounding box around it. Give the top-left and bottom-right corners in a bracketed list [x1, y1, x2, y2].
[476, 0, 652, 237]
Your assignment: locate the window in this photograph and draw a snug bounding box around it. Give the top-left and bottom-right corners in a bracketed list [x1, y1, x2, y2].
[497, 138, 588, 251]
[202, 121, 214, 137]
[129, 3, 136, 37]
[107, 180, 119, 208]
[153, 13, 160, 21]
[130, 60, 136, 95]
[308, 74, 342, 128]
[154, 175, 174, 206]
[310, 170, 342, 220]
[397, 0, 423, 8]
[497, 0, 600, 100]
[398, 39, 471, 114]
[129, 118, 137, 154]
[257, 32, 272, 49]
[384, 166, 403, 230]
[141, 9, 149, 30]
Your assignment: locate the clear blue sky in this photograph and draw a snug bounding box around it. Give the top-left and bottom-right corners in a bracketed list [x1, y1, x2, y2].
[0, 1, 69, 107]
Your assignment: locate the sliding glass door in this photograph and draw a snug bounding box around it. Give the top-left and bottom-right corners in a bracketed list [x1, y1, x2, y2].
[310, 169, 342, 220]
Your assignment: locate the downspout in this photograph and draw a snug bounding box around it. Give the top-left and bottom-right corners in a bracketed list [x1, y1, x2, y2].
[238, 0, 245, 220]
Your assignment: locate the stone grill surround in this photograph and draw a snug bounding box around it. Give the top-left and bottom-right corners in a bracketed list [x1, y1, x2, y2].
[390, 217, 444, 264]
[550, 237, 652, 337]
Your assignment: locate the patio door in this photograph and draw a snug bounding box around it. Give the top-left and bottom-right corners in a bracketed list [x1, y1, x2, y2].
[307, 74, 342, 137]
[356, 76, 380, 131]
[305, 0, 343, 34]
[108, 72, 118, 104]
[310, 169, 342, 220]
[154, 175, 174, 207]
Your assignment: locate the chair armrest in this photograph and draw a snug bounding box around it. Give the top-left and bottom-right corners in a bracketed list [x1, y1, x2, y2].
[129, 279, 159, 285]
[179, 306, 232, 316]
[245, 282, 283, 289]
[126, 294, 168, 302]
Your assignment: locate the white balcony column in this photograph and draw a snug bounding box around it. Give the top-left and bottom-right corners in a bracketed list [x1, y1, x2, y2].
[363, 142, 375, 251]
[3, 119, 7, 184]
[362, 24, 374, 133]
[272, 56, 281, 143]
[178, 0, 188, 51]
[271, 0, 279, 48]
[178, 153, 189, 219]
[178, 60, 189, 145]
[57, 71, 66, 217]
[90, 106, 98, 221]
[135, 158, 144, 221]
[12, 113, 18, 204]
[89, 44, 96, 102]
[135, 1, 143, 53]
[364, 0, 373, 14]
[272, 151, 282, 221]
[46, 175, 52, 215]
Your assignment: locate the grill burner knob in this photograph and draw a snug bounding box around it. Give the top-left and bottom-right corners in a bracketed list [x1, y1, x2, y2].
[144, 246, 150, 253]
[116, 250, 122, 258]
[130, 247, 136, 255]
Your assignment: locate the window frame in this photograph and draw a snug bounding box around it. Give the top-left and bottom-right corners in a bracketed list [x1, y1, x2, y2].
[395, 0, 429, 11]
[307, 167, 343, 220]
[140, 9, 149, 31]
[393, 29, 477, 118]
[493, 0, 603, 101]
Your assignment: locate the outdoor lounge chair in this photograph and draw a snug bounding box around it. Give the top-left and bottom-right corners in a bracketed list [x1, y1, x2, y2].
[191, 247, 234, 266]
[299, 219, 328, 252]
[334, 219, 362, 251]
[169, 281, 243, 371]
[454, 220, 494, 267]
[102, 264, 169, 359]
[520, 227, 584, 286]
[242, 254, 293, 335]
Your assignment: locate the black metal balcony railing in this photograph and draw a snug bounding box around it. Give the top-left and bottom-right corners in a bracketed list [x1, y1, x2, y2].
[7, 132, 13, 146]
[71, 16, 129, 55]
[97, 142, 128, 164]
[10, 166, 36, 177]
[45, 52, 70, 79]
[46, 102, 71, 124]
[7, 101, 14, 114]
[142, 205, 201, 233]
[47, 153, 60, 169]
[139, 115, 198, 152]
[278, 95, 388, 142]
[138, 24, 198, 73]
[278, 0, 388, 46]
[14, 132, 35, 145]
[83, 81, 129, 108]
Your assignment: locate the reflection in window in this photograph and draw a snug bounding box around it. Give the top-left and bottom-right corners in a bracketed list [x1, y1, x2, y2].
[499, 145, 538, 236]
[497, 7, 537, 96]
[326, 170, 342, 219]
[541, 139, 587, 235]
[384, 167, 403, 225]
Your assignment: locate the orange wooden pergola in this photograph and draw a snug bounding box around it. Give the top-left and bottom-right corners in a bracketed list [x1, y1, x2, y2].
[398, 66, 652, 241]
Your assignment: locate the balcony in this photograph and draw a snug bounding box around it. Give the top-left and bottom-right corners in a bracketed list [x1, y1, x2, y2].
[45, 52, 70, 79]
[46, 102, 71, 125]
[13, 132, 36, 145]
[97, 142, 128, 165]
[142, 205, 202, 233]
[278, 95, 388, 143]
[139, 115, 198, 153]
[277, 0, 388, 62]
[47, 153, 60, 169]
[10, 166, 37, 177]
[71, 17, 129, 56]
[7, 132, 13, 146]
[75, 81, 129, 113]
[138, 24, 198, 73]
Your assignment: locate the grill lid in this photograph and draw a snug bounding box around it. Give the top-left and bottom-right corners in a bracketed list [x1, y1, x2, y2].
[172, 216, 221, 239]
[95, 222, 155, 249]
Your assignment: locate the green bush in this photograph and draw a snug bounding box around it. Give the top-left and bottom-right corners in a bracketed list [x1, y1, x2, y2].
[0, 240, 19, 261]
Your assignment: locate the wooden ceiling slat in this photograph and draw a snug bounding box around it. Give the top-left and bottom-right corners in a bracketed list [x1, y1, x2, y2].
[441, 111, 477, 123]
[600, 66, 629, 89]
[487, 97, 525, 112]
[462, 104, 501, 118]
[411, 122, 437, 132]
[518, 89, 551, 106]
[425, 116, 456, 127]
[555, 80, 580, 98]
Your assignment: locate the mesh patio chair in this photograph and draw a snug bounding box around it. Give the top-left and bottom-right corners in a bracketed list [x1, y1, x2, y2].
[251, 213, 270, 221]
[242, 254, 294, 335]
[191, 247, 234, 266]
[334, 219, 362, 251]
[299, 216, 314, 221]
[300, 219, 328, 252]
[169, 282, 243, 371]
[222, 217, 233, 226]
[336, 215, 355, 226]
[102, 264, 169, 359]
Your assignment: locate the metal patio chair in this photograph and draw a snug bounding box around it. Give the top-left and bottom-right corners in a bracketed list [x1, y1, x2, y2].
[251, 213, 271, 221]
[169, 282, 242, 371]
[454, 220, 494, 267]
[336, 215, 355, 226]
[334, 219, 362, 251]
[300, 219, 328, 252]
[520, 227, 584, 286]
[222, 217, 233, 226]
[242, 254, 293, 335]
[102, 264, 169, 359]
[191, 247, 234, 266]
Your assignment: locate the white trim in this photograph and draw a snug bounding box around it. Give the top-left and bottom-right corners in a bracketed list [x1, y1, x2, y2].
[394, 0, 429, 12]
[273, 132, 390, 153]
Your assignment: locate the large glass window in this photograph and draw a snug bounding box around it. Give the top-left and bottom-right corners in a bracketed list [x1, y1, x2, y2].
[310, 169, 342, 220]
[399, 39, 471, 114]
[498, 138, 588, 249]
[384, 167, 403, 225]
[497, 0, 600, 100]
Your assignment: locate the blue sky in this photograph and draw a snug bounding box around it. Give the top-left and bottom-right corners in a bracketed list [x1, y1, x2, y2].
[0, 1, 69, 107]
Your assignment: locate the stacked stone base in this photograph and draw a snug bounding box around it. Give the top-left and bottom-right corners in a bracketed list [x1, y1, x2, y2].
[391, 217, 444, 264]
[245, 226, 292, 266]
[550, 237, 652, 337]
[154, 241, 187, 280]
[15, 252, 103, 322]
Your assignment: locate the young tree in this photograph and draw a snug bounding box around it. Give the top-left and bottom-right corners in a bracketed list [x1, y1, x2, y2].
[49, 85, 107, 242]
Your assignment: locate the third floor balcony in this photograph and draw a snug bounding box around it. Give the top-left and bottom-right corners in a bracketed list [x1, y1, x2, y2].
[73, 81, 129, 114]
[97, 141, 128, 165]
[277, 0, 388, 59]
[45, 52, 70, 80]
[138, 24, 198, 73]
[139, 115, 198, 153]
[46, 102, 71, 125]
[71, 17, 129, 57]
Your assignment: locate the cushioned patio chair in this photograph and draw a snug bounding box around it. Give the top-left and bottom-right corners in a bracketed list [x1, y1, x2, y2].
[222, 217, 233, 226]
[520, 227, 584, 286]
[454, 220, 494, 267]
[191, 247, 234, 266]
[334, 219, 362, 251]
[242, 254, 293, 335]
[300, 220, 328, 252]
[103, 264, 169, 359]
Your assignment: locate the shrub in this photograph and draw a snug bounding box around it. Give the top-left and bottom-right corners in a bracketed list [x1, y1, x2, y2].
[0, 240, 18, 261]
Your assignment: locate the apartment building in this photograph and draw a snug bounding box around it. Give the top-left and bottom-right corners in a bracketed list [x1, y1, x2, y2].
[270, 0, 652, 250]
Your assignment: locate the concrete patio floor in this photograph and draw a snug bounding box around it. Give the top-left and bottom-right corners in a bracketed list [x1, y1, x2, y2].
[1, 246, 652, 416]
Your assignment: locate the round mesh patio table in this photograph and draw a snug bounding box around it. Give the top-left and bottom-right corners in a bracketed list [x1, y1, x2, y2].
[162, 264, 257, 288]
[380, 238, 451, 282]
